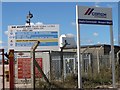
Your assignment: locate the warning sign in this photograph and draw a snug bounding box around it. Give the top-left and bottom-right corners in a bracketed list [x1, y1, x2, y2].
[18, 58, 42, 79]
[9, 52, 14, 57]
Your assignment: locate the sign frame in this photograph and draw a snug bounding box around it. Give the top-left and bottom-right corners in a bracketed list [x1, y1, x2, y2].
[76, 5, 115, 88]
[78, 6, 113, 25]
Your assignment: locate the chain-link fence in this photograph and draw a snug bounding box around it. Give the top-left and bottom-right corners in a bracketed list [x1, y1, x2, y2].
[49, 52, 120, 88]
[13, 51, 50, 89]
[13, 51, 120, 89]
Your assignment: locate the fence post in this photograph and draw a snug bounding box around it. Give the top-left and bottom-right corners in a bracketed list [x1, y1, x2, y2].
[9, 49, 14, 90]
[2, 49, 5, 90]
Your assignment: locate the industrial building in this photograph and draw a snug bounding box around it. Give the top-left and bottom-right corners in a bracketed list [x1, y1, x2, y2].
[51, 44, 120, 79]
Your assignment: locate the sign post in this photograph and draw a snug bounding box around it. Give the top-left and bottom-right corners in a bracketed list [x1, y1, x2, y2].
[76, 5, 115, 88]
[76, 5, 82, 88]
[110, 25, 115, 88]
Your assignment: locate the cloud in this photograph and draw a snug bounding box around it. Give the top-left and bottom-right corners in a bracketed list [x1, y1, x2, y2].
[0, 40, 8, 45]
[97, 42, 101, 44]
[25, 22, 44, 26]
[93, 32, 98, 36]
[0, 40, 2, 44]
[66, 33, 75, 37]
[87, 39, 94, 44]
[25, 22, 34, 26]
[114, 38, 117, 44]
[0, 46, 8, 49]
[35, 22, 43, 25]
[71, 21, 76, 26]
[94, 2, 100, 7]
[106, 4, 116, 8]
[114, 39, 116, 42]
[81, 39, 93, 44]
[0, 41, 8, 50]
[81, 38, 94, 45]
[4, 31, 8, 35]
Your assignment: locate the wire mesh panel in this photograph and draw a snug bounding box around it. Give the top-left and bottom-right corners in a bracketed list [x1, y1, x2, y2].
[52, 59, 61, 79]
[0, 50, 10, 89]
[35, 52, 50, 88]
[14, 52, 32, 88]
[14, 51, 50, 89]
[13, 51, 120, 89]
[82, 54, 114, 88]
[50, 52, 78, 88]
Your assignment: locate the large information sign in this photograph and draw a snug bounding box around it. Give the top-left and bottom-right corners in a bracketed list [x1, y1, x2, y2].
[78, 6, 112, 25]
[8, 24, 59, 51]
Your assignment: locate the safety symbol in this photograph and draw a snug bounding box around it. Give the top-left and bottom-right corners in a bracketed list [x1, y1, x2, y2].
[9, 52, 14, 57]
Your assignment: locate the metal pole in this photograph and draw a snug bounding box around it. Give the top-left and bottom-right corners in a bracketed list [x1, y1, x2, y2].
[97, 50, 100, 73]
[60, 40, 69, 82]
[110, 25, 116, 88]
[97, 46, 103, 73]
[2, 49, 5, 90]
[31, 50, 36, 90]
[49, 51, 52, 81]
[31, 41, 40, 89]
[117, 50, 120, 63]
[109, 51, 112, 68]
[76, 5, 82, 88]
[63, 58, 66, 79]
[29, 19, 30, 25]
[60, 48, 64, 82]
[73, 58, 76, 74]
[117, 50, 120, 84]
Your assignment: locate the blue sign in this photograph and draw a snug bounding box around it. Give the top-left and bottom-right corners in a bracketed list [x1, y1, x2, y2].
[78, 19, 113, 25]
[15, 31, 58, 47]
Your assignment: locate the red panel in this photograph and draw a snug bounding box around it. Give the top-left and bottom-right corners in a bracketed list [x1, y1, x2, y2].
[35, 58, 42, 78]
[18, 58, 42, 79]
